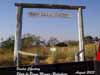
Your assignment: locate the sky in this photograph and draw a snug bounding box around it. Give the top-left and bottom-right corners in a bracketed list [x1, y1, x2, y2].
[0, 0, 100, 41]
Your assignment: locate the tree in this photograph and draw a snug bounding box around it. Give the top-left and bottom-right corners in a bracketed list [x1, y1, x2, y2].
[22, 35, 33, 48]
[0, 37, 4, 47]
[66, 40, 78, 46]
[1, 36, 14, 50]
[55, 42, 68, 47]
[84, 35, 94, 44]
[94, 36, 99, 41]
[22, 33, 41, 48]
[47, 37, 59, 46]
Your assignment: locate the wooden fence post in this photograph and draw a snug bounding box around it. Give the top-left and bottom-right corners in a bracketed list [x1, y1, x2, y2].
[14, 6, 23, 66]
[77, 8, 85, 61]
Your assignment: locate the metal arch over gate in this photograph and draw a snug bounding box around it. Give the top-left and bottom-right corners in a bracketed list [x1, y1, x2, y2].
[14, 3, 86, 66]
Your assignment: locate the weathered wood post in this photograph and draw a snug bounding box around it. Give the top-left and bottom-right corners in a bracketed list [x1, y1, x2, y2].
[14, 6, 23, 66]
[77, 7, 85, 61]
[34, 54, 40, 65]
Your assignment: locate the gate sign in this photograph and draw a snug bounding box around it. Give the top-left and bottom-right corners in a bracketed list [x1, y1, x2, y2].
[29, 12, 71, 18]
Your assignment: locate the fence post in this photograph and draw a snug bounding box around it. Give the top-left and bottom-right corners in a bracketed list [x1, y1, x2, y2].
[14, 6, 23, 66]
[77, 8, 85, 61]
[34, 54, 40, 65]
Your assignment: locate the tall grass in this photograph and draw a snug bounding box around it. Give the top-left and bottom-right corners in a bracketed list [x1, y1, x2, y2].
[0, 49, 14, 67]
[0, 44, 98, 66]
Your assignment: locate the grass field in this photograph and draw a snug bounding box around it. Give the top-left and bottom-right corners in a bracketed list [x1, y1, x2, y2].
[0, 44, 98, 66]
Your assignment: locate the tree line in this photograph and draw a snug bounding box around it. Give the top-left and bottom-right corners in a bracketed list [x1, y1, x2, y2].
[0, 33, 99, 50]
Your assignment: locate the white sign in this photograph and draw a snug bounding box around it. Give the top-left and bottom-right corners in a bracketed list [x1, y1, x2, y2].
[50, 47, 56, 52]
[29, 12, 71, 18]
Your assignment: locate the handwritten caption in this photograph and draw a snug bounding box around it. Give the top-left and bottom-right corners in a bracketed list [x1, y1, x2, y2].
[16, 67, 95, 75]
